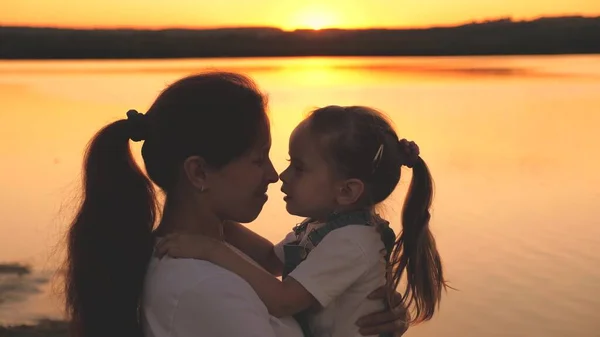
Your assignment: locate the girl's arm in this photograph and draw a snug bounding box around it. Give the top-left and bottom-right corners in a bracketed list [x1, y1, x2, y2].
[172, 274, 279, 337]
[222, 220, 284, 276]
[156, 233, 318, 318]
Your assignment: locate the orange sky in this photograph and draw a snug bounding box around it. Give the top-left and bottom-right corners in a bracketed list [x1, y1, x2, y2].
[2, 0, 600, 30]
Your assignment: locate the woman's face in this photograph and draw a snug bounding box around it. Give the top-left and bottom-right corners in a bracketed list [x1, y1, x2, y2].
[205, 126, 279, 223]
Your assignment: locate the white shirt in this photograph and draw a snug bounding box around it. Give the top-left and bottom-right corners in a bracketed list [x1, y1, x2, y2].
[274, 225, 388, 337]
[142, 247, 303, 337]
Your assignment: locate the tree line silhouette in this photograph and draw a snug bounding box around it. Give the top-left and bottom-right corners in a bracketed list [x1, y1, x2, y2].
[0, 16, 599, 59]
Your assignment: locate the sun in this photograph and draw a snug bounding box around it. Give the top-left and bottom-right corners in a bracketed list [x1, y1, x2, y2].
[303, 12, 331, 30]
[293, 5, 338, 30]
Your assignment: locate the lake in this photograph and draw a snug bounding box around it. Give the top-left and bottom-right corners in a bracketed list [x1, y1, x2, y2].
[0, 55, 599, 336]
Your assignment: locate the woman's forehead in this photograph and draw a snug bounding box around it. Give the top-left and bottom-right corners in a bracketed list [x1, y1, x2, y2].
[251, 122, 272, 151]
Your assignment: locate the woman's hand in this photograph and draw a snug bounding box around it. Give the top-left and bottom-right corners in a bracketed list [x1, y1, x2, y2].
[155, 233, 224, 260]
[356, 287, 410, 336]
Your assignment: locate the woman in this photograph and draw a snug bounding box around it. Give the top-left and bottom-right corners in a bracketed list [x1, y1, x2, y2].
[64, 72, 409, 337]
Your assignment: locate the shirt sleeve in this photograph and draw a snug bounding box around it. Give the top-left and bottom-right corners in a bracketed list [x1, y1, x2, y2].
[273, 231, 298, 262]
[287, 225, 384, 308]
[171, 272, 277, 337]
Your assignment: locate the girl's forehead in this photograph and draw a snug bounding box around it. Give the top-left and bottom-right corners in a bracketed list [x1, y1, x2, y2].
[289, 123, 330, 163]
[289, 122, 313, 151]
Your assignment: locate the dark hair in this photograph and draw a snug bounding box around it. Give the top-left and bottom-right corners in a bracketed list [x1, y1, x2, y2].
[64, 72, 268, 337]
[305, 105, 447, 324]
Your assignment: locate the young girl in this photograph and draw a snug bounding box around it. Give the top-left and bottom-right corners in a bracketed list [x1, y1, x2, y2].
[156, 105, 447, 337]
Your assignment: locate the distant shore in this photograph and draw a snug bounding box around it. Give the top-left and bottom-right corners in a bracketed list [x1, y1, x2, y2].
[1, 16, 599, 60]
[0, 320, 67, 337]
[0, 263, 63, 336]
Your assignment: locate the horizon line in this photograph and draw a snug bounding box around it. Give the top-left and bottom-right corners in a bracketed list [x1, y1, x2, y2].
[1, 14, 598, 32]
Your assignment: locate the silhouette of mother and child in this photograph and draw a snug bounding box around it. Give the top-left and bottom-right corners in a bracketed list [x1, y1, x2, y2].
[63, 72, 448, 337]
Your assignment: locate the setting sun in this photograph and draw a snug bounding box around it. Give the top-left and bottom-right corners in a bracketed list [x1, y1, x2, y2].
[302, 12, 332, 30]
[292, 5, 339, 30]
[1, 0, 600, 30]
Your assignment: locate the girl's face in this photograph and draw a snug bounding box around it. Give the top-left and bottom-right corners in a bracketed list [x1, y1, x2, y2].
[279, 122, 342, 220]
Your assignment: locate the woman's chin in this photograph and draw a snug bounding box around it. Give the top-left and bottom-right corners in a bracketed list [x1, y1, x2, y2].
[234, 202, 267, 223]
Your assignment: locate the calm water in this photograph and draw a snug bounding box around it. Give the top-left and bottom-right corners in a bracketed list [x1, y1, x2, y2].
[0, 56, 599, 336]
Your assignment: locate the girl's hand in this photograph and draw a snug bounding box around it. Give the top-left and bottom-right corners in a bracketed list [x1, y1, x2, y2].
[154, 233, 224, 260]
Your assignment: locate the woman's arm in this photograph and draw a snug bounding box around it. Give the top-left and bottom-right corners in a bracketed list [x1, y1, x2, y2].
[156, 233, 318, 318]
[223, 220, 284, 276]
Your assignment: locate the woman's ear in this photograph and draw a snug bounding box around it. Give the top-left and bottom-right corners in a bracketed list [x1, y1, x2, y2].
[183, 155, 208, 193]
[335, 178, 365, 206]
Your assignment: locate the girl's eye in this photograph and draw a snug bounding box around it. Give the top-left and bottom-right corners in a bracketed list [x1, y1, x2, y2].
[286, 157, 304, 172]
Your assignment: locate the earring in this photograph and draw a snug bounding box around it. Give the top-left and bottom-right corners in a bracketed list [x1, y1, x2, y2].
[200, 185, 205, 193]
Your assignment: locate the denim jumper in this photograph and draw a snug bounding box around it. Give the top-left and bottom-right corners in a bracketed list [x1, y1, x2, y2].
[281, 210, 397, 337]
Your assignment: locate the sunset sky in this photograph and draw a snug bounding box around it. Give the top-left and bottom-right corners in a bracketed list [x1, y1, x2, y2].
[2, 0, 600, 30]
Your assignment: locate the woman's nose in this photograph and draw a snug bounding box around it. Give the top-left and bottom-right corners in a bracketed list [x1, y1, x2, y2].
[265, 158, 279, 184]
